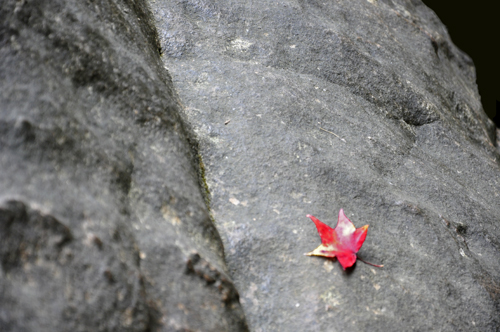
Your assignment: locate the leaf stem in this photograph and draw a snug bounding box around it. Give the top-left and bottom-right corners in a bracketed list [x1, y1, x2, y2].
[357, 257, 384, 268]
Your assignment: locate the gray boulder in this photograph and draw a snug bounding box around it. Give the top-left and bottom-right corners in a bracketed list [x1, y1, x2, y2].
[150, 0, 500, 331]
[0, 0, 246, 331]
[2, 0, 499, 331]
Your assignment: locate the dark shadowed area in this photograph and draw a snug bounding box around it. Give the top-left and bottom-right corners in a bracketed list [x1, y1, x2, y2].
[422, 0, 499, 126]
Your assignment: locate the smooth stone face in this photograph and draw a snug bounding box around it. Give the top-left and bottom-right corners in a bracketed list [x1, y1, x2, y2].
[0, 0, 247, 331]
[150, 0, 500, 331]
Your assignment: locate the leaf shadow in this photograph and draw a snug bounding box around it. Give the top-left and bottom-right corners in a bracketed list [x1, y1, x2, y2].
[325, 257, 357, 276]
[343, 261, 356, 276]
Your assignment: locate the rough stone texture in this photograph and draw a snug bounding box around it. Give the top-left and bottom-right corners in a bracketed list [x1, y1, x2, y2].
[0, 0, 247, 331]
[150, 0, 500, 331]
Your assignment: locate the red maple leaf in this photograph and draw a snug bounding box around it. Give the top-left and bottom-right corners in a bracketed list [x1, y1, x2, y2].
[305, 209, 383, 270]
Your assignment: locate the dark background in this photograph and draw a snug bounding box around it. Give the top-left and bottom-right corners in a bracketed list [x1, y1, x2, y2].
[422, 1, 499, 127]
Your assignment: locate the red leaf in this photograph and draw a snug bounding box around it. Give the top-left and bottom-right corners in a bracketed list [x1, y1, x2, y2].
[305, 209, 383, 270]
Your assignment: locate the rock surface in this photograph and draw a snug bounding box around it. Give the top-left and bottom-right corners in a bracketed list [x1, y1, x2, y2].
[0, 0, 247, 331]
[2, 0, 500, 331]
[150, 0, 500, 331]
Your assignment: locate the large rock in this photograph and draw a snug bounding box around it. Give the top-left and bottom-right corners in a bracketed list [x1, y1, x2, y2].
[0, 0, 247, 331]
[150, 0, 500, 331]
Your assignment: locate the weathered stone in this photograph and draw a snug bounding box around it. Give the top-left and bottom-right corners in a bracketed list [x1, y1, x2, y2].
[150, 0, 500, 331]
[0, 0, 247, 331]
